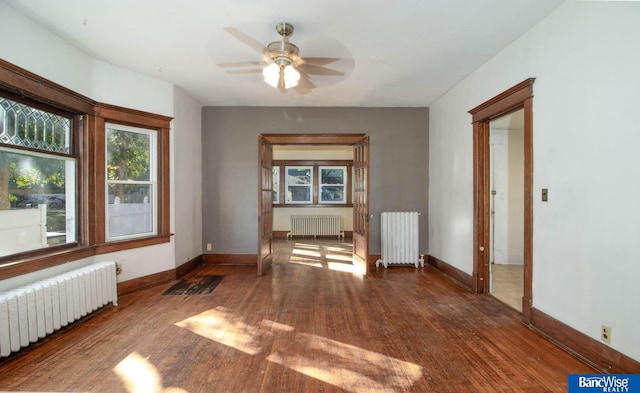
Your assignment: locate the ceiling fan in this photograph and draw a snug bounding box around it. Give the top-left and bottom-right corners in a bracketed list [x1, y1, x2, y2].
[218, 22, 350, 93]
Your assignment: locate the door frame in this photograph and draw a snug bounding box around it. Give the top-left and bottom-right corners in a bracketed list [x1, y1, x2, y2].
[257, 135, 274, 276]
[258, 133, 369, 275]
[468, 78, 534, 322]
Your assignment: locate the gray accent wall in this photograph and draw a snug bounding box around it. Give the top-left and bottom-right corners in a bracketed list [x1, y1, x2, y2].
[202, 107, 429, 256]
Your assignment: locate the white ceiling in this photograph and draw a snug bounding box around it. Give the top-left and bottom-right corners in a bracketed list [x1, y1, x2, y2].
[5, 0, 565, 107]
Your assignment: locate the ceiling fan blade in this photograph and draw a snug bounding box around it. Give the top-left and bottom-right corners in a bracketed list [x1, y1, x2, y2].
[301, 57, 343, 66]
[217, 61, 268, 68]
[223, 27, 266, 54]
[293, 71, 315, 94]
[300, 64, 344, 76]
[226, 69, 263, 74]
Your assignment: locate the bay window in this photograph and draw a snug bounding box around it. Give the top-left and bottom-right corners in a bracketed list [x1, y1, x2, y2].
[0, 59, 171, 280]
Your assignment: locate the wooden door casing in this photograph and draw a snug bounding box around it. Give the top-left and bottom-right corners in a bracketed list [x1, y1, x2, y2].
[352, 136, 370, 275]
[257, 136, 273, 276]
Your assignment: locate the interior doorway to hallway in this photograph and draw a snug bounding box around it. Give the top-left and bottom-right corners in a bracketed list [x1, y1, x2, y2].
[488, 109, 525, 312]
[469, 78, 534, 322]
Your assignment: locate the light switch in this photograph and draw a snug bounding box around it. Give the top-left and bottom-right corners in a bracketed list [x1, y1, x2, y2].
[542, 188, 548, 202]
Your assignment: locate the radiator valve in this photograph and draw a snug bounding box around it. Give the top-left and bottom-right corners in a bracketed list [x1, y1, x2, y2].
[115, 263, 122, 276]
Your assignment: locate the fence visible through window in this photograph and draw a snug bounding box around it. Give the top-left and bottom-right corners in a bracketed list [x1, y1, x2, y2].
[0, 95, 76, 257]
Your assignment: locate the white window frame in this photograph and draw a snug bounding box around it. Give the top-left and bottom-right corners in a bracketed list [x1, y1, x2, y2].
[105, 123, 158, 241]
[272, 166, 280, 204]
[0, 147, 77, 255]
[285, 165, 313, 204]
[318, 166, 347, 204]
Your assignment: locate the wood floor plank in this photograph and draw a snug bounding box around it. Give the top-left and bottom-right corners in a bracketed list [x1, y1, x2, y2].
[0, 238, 593, 392]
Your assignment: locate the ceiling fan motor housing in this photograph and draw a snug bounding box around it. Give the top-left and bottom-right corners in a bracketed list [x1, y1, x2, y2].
[266, 22, 300, 67]
[266, 41, 299, 66]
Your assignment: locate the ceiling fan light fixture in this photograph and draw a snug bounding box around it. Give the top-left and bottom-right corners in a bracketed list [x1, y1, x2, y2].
[283, 64, 300, 88]
[262, 63, 280, 87]
[262, 63, 299, 89]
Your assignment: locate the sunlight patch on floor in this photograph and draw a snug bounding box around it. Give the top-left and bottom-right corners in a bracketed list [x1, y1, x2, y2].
[114, 352, 189, 393]
[176, 308, 422, 392]
[288, 257, 324, 268]
[294, 242, 321, 250]
[267, 333, 422, 393]
[326, 253, 352, 262]
[327, 262, 359, 273]
[292, 248, 322, 258]
[325, 245, 352, 253]
[175, 307, 262, 355]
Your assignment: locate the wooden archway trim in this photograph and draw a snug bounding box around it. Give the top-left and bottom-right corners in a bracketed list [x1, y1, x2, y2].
[469, 78, 535, 122]
[261, 134, 366, 145]
[469, 78, 535, 323]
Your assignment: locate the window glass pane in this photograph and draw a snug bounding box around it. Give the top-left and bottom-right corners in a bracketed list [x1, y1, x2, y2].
[321, 186, 345, 202]
[285, 166, 312, 203]
[286, 167, 311, 185]
[106, 124, 156, 240]
[321, 168, 344, 184]
[106, 128, 151, 181]
[287, 185, 311, 202]
[0, 149, 76, 257]
[0, 97, 71, 154]
[107, 184, 153, 238]
[319, 166, 346, 203]
[272, 166, 279, 203]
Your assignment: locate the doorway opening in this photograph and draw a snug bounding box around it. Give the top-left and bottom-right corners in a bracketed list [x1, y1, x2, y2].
[489, 109, 525, 312]
[258, 134, 370, 277]
[469, 78, 534, 322]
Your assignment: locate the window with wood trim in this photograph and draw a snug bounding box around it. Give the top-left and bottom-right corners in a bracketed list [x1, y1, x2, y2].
[0, 94, 78, 257]
[285, 166, 313, 204]
[0, 59, 171, 279]
[92, 104, 171, 252]
[273, 160, 352, 206]
[319, 166, 347, 204]
[105, 123, 157, 241]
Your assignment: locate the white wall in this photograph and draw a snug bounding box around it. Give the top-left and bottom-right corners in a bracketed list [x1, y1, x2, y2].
[429, 1, 640, 361]
[173, 86, 203, 266]
[90, 60, 174, 117]
[0, 3, 194, 288]
[0, 2, 93, 97]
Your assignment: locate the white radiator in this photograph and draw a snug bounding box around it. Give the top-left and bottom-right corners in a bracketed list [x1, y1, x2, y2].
[0, 261, 118, 358]
[376, 212, 424, 268]
[287, 215, 344, 238]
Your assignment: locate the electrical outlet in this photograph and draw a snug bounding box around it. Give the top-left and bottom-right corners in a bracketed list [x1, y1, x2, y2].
[601, 325, 612, 344]
[206, 243, 212, 251]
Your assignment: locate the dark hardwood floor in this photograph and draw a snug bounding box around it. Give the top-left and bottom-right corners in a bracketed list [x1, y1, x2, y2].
[0, 238, 593, 392]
